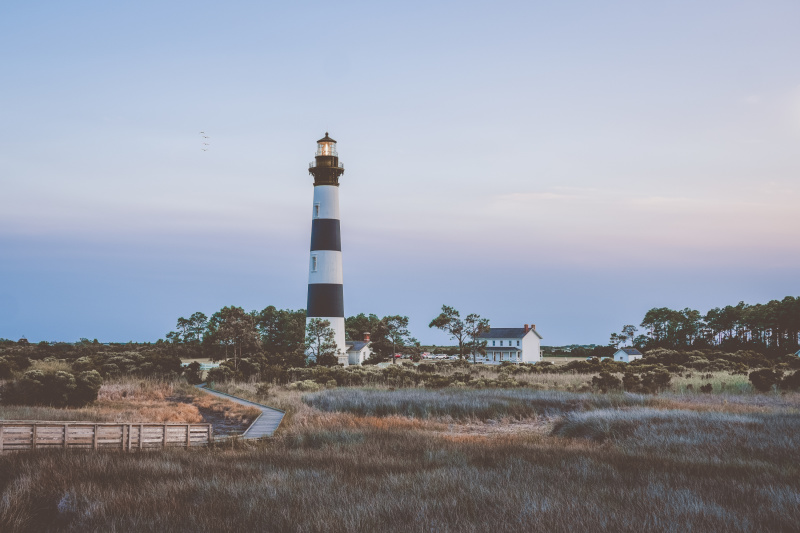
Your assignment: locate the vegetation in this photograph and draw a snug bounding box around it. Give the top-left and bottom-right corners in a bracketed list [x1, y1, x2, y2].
[1, 369, 102, 408]
[611, 295, 800, 354]
[1, 382, 798, 532]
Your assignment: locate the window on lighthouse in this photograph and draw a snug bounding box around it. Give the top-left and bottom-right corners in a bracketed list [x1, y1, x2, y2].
[314, 203, 320, 218]
[311, 256, 317, 272]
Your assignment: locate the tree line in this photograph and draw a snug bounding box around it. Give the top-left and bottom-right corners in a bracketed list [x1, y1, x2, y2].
[608, 296, 800, 354]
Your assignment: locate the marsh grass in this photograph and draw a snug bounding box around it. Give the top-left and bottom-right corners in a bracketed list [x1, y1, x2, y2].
[2, 378, 799, 531]
[1, 408, 798, 532]
[303, 388, 655, 421]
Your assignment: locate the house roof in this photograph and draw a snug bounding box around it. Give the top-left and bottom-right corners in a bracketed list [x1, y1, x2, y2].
[616, 348, 642, 356]
[346, 341, 369, 352]
[478, 327, 543, 340]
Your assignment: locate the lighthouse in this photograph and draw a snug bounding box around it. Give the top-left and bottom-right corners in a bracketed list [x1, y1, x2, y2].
[307, 133, 347, 364]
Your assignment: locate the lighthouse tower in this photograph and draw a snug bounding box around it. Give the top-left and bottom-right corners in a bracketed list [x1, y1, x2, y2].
[307, 133, 347, 364]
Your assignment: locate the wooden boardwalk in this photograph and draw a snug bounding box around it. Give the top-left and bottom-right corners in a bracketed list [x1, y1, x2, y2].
[195, 385, 285, 438]
[0, 421, 211, 452]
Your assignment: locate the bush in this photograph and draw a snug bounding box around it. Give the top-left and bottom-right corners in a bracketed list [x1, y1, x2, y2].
[591, 371, 621, 393]
[183, 362, 203, 385]
[0, 358, 14, 379]
[780, 371, 800, 391]
[1, 369, 102, 407]
[749, 369, 783, 392]
[700, 384, 713, 394]
[72, 370, 103, 406]
[288, 380, 321, 392]
[206, 366, 234, 384]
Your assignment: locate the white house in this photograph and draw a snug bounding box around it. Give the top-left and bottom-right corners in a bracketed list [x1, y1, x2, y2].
[344, 332, 373, 365]
[613, 347, 643, 363]
[477, 324, 542, 363]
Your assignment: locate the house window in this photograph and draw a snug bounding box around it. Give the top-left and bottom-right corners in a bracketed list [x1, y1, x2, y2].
[500, 341, 503, 346]
[311, 255, 317, 272]
[492, 341, 495, 346]
[314, 204, 320, 218]
[517, 340, 520, 346]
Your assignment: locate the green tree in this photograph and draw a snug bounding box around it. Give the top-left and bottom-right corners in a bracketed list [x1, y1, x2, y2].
[429, 305, 468, 358]
[464, 314, 490, 363]
[188, 312, 208, 343]
[305, 318, 339, 366]
[621, 325, 637, 347]
[204, 306, 260, 369]
[383, 315, 412, 364]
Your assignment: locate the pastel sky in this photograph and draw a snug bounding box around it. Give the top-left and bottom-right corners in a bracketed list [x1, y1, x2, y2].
[2, 1, 799, 346]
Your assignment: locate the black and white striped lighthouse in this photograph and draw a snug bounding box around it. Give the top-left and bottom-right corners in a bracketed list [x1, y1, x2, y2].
[307, 133, 346, 363]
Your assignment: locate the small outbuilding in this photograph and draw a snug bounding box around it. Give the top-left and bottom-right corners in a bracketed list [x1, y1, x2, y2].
[613, 347, 643, 363]
[345, 332, 373, 365]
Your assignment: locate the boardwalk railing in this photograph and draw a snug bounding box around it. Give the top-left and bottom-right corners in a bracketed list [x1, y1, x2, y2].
[0, 421, 213, 452]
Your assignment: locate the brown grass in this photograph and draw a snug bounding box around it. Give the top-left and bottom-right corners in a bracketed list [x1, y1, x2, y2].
[2, 378, 799, 531]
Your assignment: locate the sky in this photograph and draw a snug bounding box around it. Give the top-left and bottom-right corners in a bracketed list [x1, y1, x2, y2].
[1, 0, 799, 346]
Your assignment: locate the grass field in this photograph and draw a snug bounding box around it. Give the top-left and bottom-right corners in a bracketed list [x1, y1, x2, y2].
[2, 373, 799, 532]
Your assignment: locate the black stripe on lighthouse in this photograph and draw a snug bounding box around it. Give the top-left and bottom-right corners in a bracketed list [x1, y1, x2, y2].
[309, 219, 341, 251]
[307, 284, 344, 317]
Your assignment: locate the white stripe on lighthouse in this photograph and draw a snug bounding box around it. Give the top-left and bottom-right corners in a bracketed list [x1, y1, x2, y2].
[312, 185, 340, 219]
[308, 251, 343, 284]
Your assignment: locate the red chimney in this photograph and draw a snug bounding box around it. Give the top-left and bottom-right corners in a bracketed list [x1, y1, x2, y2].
[363, 332, 370, 342]
[531, 324, 536, 331]
[524, 324, 529, 333]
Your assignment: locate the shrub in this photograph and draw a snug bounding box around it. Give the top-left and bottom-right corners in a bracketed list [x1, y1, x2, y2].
[288, 380, 321, 392]
[207, 366, 234, 384]
[622, 372, 641, 392]
[780, 371, 800, 391]
[0, 369, 102, 407]
[591, 371, 621, 393]
[72, 370, 103, 406]
[0, 358, 14, 379]
[749, 369, 783, 392]
[183, 362, 203, 385]
[700, 384, 713, 393]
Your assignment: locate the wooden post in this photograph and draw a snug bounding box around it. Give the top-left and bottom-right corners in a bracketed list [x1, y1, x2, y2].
[0, 423, 4, 453]
[140, 424, 143, 450]
[163, 424, 167, 448]
[186, 424, 190, 449]
[207, 424, 212, 446]
[32, 424, 37, 450]
[64, 423, 69, 449]
[93, 424, 98, 450]
[127, 424, 132, 452]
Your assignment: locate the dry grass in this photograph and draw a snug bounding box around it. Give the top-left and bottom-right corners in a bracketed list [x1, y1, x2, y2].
[2, 378, 799, 531]
[1, 406, 798, 532]
[0, 378, 258, 427]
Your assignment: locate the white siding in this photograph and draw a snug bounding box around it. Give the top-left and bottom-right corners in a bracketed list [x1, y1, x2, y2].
[312, 185, 340, 219]
[521, 331, 541, 363]
[308, 251, 343, 284]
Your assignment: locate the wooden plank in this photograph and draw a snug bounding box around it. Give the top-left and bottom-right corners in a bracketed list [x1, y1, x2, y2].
[93, 424, 98, 450]
[0, 423, 4, 453]
[140, 424, 143, 450]
[32, 424, 37, 450]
